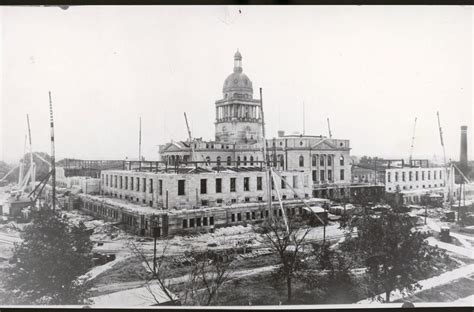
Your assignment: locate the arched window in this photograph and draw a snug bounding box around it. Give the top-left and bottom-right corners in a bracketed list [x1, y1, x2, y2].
[273, 154, 277, 167]
[340, 156, 344, 166]
[250, 156, 254, 166]
[299, 155, 304, 167]
[279, 155, 284, 168]
[237, 156, 241, 166]
[227, 156, 232, 166]
[217, 156, 221, 166]
[327, 155, 332, 166]
[320, 155, 325, 166]
[205, 156, 211, 165]
[312, 155, 317, 166]
[243, 156, 247, 166]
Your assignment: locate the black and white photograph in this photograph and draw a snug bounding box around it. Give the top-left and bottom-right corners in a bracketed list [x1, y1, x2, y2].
[0, 5, 473, 308]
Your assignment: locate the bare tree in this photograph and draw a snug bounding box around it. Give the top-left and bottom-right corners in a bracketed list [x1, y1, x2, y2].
[182, 253, 234, 306]
[261, 212, 311, 304]
[127, 240, 178, 305]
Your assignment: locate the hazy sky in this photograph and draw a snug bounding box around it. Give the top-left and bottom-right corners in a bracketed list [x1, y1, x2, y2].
[1, 6, 472, 164]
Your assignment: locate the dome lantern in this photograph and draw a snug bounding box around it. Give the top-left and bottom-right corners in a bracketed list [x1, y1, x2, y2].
[234, 50, 242, 73]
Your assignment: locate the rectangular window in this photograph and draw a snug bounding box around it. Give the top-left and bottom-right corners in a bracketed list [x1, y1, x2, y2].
[178, 180, 185, 195]
[189, 218, 195, 228]
[320, 170, 325, 181]
[415, 171, 418, 181]
[304, 175, 309, 187]
[136, 177, 140, 191]
[281, 176, 286, 189]
[196, 218, 201, 227]
[312, 170, 317, 182]
[328, 170, 332, 182]
[428, 171, 431, 180]
[231, 213, 235, 222]
[246, 212, 250, 220]
[252, 211, 256, 219]
[237, 213, 242, 221]
[131, 177, 134, 190]
[257, 177, 263, 190]
[216, 178, 222, 193]
[245, 197, 250, 202]
[409, 172, 412, 181]
[320, 156, 325, 166]
[120, 176, 123, 189]
[125, 177, 128, 190]
[203, 217, 208, 226]
[159, 180, 163, 195]
[395, 172, 399, 182]
[266, 210, 269, 218]
[434, 171, 437, 180]
[201, 200, 209, 206]
[149, 179, 153, 194]
[182, 219, 188, 228]
[216, 198, 223, 204]
[422, 171, 425, 180]
[143, 178, 146, 192]
[440, 170, 442, 180]
[230, 178, 236, 192]
[200, 179, 207, 194]
[387, 172, 391, 183]
[402, 172, 406, 182]
[114, 176, 118, 188]
[210, 216, 214, 226]
[340, 169, 344, 181]
[258, 196, 263, 201]
[244, 177, 250, 191]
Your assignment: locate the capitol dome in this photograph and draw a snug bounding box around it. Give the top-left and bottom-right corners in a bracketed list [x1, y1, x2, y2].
[222, 50, 253, 97]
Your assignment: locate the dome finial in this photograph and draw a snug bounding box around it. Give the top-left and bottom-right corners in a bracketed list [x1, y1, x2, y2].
[234, 50, 242, 73]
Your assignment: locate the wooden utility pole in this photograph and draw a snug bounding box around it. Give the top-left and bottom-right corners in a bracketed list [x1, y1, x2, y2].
[139, 117, 142, 162]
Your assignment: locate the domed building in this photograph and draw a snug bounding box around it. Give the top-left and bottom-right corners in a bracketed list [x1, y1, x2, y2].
[159, 50, 357, 199]
[215, 50, 262, 144]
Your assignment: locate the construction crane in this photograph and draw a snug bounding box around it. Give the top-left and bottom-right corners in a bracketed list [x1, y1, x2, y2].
[49, 91, 56, 211]
[27, 114, 36, 192]
[19, 134, 27, 185]
[409, 117, 417, 166]
[327, 118, 332, 139]
[437, 111, 450, 204]
[0, 165, 20, 183]
[184, 112, 195, 162]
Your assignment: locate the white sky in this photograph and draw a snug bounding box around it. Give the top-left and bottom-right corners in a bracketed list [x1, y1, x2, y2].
[0, 6, 472, 164]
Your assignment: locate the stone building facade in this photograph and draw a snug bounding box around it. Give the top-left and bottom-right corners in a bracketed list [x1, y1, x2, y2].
[100, 168, 312, 210]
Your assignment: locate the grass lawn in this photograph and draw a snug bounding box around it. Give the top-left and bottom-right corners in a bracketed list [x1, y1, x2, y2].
[394, 276, 474, 303]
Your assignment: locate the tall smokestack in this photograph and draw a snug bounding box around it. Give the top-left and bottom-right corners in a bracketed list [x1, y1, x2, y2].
[460, 125, 468, 175]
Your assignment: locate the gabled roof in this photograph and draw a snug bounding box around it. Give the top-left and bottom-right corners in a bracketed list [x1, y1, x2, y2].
[311, 139, 338, 150]
[160, 141, 191, 153]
